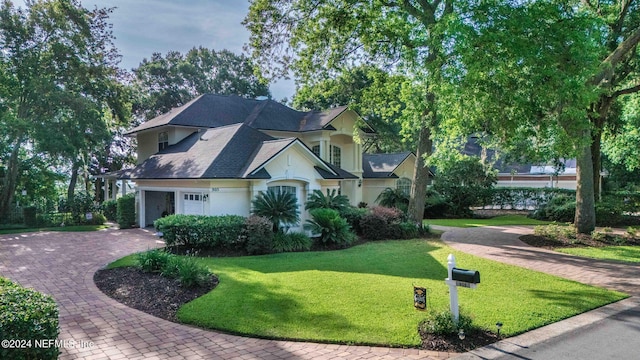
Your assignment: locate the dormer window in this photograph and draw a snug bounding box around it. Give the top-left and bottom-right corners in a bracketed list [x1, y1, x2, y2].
[158, 131, 169, 151]
[312, 145, 320, 157]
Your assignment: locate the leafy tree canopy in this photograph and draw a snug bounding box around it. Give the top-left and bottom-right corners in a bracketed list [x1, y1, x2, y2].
[132, 47, 270, 120]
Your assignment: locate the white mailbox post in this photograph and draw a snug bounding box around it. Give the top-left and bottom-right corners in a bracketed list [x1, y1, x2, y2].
[445, 254, 480, 323]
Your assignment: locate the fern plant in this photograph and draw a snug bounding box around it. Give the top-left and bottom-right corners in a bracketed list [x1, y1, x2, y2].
[304, 208, 354, 247]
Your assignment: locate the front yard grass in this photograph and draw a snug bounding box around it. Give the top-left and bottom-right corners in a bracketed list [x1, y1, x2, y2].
[425, 215, 549, 228]
[557, 246, 640, 263]
[109, 239, 626, 347]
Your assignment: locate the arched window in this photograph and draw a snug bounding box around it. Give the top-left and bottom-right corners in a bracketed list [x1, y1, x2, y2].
[396, 177, 412, 196]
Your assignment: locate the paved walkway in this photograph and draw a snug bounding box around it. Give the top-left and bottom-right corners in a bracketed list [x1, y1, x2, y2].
[0, 228, 447, 360]
[435, 225, 640, 295]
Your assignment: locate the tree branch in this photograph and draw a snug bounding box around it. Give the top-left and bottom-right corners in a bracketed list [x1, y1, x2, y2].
[591, 25, 640, 86]
[614, 84, 640, 97]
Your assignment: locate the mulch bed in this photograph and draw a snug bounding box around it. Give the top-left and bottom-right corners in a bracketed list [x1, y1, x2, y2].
[420, 329, 499, 352]
[94, 267, 218, 322]
[520, 233, 640, 250]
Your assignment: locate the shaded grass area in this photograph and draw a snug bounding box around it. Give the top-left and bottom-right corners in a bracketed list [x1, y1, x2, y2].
[0, 224, 109, 235]
[111, 239, 626, 347]
[425, 215, 549, 228]
[557, 246, 640, 263]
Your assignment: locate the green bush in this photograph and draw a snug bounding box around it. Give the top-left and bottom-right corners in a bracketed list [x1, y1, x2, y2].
[360, 206, 405, 240]
[116, 193, 136, 229]
[533, 224, 577, 240]
[137, 249, 173, 273]
[0, 278, 59, 360]
[22, 206, 37, 228]
[423, 189, 449, 219]
[101, 199, 118, 221]
[595, 198, 625, 226]
[304, 208, 355, 247]
[398, 221, 420, 238]
[176, 257, 212, 288]
[243, 215, 275, 255]
[88, 212, 107, 225]
[154, 214, 245, 251]
[339, 206, 367, 235]
[160, 256, 182, 278]
[251, 190, 300, 233]
[419, 310, 474, 336]
[532, 194, 575, 222]
[272, 231, 312, 253]
[59, 192, 98, 225]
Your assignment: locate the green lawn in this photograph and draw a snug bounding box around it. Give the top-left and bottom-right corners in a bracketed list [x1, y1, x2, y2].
[425, 215, 550, 228]
[557, 246, 640, 263]
[110, 240, 626, 347]
[0, 224, 110, 235]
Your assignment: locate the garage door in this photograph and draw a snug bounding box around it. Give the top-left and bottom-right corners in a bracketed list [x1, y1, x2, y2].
[183, 193, 204, 215]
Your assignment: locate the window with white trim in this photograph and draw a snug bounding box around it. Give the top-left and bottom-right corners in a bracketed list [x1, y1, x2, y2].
[396, 177, 412, 196]
[330, 145, 341, 168]
[268, 185, 297, 199]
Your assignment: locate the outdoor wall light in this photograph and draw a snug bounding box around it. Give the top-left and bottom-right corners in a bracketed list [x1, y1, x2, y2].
[458, 329, 465, 340]
[357, 179, 362, 187]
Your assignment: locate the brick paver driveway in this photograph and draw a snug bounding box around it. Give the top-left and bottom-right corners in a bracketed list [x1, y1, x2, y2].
[0, 228, 444, 360]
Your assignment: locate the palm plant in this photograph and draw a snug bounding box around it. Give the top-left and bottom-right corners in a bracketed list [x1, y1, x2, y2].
[251, 190, 300, 232]
[304, 208, 354, 247]
[375, 187, 409, 209]
[305, 189, 350, 211]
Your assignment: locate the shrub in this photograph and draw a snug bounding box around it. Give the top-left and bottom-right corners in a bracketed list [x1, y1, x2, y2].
[532, 194, 575, 222]
[101, 199, 118, 221]
[252, 190, 300, 232]
[154, 214, 245, 251]
[305, 189, 350, 212]
[360, 206, 405, 240]
[595, 198, 625, 226]
[376, 188, 409, 212]
[304, 208, 355, 247]
[243, 215, 275, 255]
[272, 231, 312, 253]
[160, 255, 182, 278]
[419, 310, 474, 336]
[89, 212, 107, 225]
[534, 224, 577, 240]
[116, 193, 136, 229]
[22, 206, 37, 227]
[423, 189, 449, 219]
[137, 249, 173, 273]
[0, 278, 59, 360]
[398, 221, 420, 239]
[60, 192, 97, 225]
[176, 257, 212, 288]
[339, 206, 367, 235]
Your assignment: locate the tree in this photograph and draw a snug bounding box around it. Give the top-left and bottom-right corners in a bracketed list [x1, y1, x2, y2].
[0, 0, 126, 219]
[244, 0, 461, 224]
[443, 0, 640, 233]
[132, 47, 270, 120]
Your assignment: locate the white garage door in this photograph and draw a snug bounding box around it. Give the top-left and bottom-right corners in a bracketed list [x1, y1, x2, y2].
[183, 193, 204, 215]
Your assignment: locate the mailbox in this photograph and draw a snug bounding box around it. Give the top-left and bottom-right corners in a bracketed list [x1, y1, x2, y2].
[451, 267, 480, 284]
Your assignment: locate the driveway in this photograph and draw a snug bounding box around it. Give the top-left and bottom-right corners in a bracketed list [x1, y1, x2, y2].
[0, 228, 445, 360]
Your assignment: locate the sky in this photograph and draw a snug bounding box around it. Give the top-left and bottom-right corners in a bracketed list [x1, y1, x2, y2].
[11, 0, 295, 101]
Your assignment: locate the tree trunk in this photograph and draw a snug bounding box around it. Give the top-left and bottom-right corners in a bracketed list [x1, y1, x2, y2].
[408, 126, 432, 223]
[575, 134, 596, 234]
[67, 160, 81, 200]
[0, 137, 25, 220]
[591, 130, 601, 201]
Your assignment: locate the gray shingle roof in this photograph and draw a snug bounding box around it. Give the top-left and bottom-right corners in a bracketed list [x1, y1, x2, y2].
[362, 152, 414, 178]
[127, 124, 274, 179]
[126, 94, 351, 135]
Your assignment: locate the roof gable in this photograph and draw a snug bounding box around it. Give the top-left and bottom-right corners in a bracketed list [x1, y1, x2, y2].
[362, 152, 415, 179]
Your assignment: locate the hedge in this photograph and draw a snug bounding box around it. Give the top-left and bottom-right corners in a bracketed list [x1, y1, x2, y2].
[154, 214, 245, 251]
[116, 193, 136, 229]
[484, 187, 576, 210]
[0, 278, 59, 360]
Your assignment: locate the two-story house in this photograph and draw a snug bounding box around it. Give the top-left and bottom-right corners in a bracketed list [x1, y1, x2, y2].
[113, 94, 416, 227]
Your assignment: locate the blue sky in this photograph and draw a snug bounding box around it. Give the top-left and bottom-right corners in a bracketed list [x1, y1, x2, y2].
[12, 0, 294, 100]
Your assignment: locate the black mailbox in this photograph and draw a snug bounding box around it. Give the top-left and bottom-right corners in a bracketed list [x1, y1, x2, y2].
[452, 268, 480, 284]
